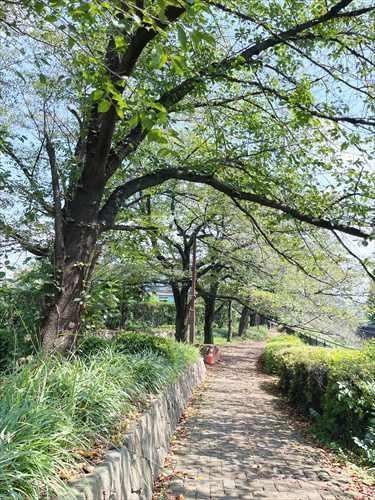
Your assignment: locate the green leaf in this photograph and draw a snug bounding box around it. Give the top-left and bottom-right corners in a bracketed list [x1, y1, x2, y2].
[115, 107, 124, 119]
[177, 25, 188, 51]
[92, 89, 105, 101]
[151, 46, 168, 69]
[147, 129, 168, 144]
[171, 55, 185, 76]
[98, 100, 111, 113]
[114, 35, 126, 51]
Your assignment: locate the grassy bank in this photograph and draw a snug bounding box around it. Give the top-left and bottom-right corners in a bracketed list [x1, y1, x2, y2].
[0, 333, 199, 499]
[262, 336, 375, 465]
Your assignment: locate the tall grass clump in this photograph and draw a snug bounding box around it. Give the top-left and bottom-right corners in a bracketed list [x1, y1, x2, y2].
[0, 335, 199, 498]
[262, 335, 375, 464]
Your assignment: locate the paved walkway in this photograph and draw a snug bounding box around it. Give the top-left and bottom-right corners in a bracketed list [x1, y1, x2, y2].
[163, 343, 358, 499]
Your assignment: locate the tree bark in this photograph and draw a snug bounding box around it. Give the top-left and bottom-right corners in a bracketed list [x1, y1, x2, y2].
[172, 283, 190, 342]
[39, 168, 106, 351]
[189, 235, 197, 344]
[40, 211, 101, 351]
[227, 300, 232, 342]
[255, 313, 260, 326]
[238, 306, 251, 336]
[202, 281, 219, 344]
[249, 313, 256, 327]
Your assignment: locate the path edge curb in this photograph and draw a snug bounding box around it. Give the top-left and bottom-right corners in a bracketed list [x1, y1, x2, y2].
[62, 358, 206, 500]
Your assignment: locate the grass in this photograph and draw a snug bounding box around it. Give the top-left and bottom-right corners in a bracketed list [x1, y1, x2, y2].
[0, 334, 199, 499]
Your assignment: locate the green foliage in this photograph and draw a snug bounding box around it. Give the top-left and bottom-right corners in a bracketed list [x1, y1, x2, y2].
[262, 336, 375, 463]
[261, 335, 304, 373]
[76, 335, 112, 357]
[115, 331, 174, 356]
[364, 339, 375, 361]
[242, 325, 269, 341]
[0, 339, 199, 498]
[125, 302, 177, 328]
[0, 261, 53, 370]
[367, 282, 375, 324]
[114, 332, 199, 370]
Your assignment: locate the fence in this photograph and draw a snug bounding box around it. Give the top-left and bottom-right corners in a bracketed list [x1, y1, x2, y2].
[280, 325, 356, 350]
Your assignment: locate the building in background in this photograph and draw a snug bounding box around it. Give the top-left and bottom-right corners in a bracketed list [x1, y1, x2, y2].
[145, 284, 174, 303]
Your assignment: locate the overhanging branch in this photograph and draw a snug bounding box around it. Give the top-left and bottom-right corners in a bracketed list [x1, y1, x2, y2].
[0, 221, 49, 257]
[99, 168, 371, 239]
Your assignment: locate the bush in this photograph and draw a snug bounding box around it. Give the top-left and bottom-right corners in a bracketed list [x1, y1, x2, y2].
[262, 335, 375, 463]
[0, 339, 199, 498]
[0, 262, 52, 370]
[114, 331, 177, 360]
[76, 335, 112, 356]
[242, 325, 269, 341]
[115, 332, 199, 370]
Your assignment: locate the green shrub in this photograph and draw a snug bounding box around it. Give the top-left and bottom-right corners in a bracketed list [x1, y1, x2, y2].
[364, 339, 375, 361]
[76, 335, 112, 356]
[115, 331, 176, 360]
[0, 263, 50, 370]
[261, 335, 304, 373]
[262, 335, 375, 463]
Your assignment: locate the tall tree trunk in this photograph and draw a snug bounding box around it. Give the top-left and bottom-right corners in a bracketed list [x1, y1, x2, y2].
[172, 284, 190, 342]
[238, 306, 251, 336]
[189, 235, 197, 344]
[227, 300, 232, 342]
[40, 226, 100, 351]
[40, 183, 103, 351]
[255, 313, 260, 326]
[249, 313, 256, 327]
[203, 282, 218, 344]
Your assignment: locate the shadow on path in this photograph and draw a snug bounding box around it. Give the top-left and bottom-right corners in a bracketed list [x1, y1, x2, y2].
[161, 343, 357, 500]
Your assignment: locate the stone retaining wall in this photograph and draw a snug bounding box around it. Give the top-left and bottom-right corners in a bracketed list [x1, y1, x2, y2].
[63, 359, 206, 500]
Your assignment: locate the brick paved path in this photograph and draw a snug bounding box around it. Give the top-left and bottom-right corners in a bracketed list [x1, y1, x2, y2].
[163, 343, 357, 500]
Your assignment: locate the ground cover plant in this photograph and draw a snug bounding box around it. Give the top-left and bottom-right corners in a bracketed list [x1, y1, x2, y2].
[262, 336, 375, 464]
[0, 334, 199, 499]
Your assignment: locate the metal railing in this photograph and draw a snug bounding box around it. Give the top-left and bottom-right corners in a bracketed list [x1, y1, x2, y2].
[295, 331, 356, 349]
[279, 325, 356, 350]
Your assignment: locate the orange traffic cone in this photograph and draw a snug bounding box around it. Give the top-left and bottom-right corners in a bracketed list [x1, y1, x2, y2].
[206, 349, 215, 365]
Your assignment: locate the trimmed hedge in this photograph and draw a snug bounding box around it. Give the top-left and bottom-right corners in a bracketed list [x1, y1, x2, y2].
[262, 335, 375, 463]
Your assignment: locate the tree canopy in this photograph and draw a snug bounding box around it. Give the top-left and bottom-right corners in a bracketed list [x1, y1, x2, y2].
[0, 0, 373, 350]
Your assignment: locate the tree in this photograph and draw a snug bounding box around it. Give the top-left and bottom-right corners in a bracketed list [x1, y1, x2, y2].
[0, 0, 373, 350]
[238, 305, 252, 337]
[142, 186, 227, 341]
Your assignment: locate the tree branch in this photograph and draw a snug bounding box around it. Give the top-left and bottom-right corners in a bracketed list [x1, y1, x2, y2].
[106, 0, 365, 172]
[45, 133, 65, 267]
[2, 142, 54, 215]
[99, 168, 371, 239]
[332, 231, 374, 281]
[102, 223, 158, 232]
[0, 220, 49, 257]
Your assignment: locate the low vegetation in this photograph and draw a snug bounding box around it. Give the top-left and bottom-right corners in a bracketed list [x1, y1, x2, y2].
[262, 336, 375, 465]
[241, 325, 269, 341]
[0, 334, 199, 499]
